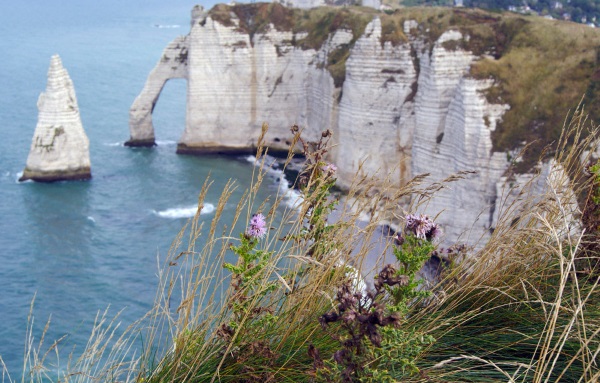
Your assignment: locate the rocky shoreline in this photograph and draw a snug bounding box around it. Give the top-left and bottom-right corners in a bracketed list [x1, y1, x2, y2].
[18, 167, 91, 183]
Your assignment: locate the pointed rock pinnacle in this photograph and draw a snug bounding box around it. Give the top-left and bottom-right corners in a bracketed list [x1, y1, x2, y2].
[20, 54, 91, 182]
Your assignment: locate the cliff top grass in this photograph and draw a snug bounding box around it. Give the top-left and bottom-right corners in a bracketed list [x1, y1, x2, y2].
[208, 3, 377, 48]
[208, 3, 600, 172]
[470, 15, 600, 171]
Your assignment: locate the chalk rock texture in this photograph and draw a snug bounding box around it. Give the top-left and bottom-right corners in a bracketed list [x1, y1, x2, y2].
[20, 55, 91, 182]
[410, 30, 510, 244]
[129, 7, 555, 245]
[335, 18, 417, 187]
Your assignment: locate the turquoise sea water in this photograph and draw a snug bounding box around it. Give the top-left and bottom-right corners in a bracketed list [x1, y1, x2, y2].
[0, 0, 289, 377]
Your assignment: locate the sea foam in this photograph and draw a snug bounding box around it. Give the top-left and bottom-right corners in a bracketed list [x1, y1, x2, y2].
[15, 171, 32, 183]
[155, 140, 177, 146]
[245, 155, 303, 210]
[154, 203, 215, 219]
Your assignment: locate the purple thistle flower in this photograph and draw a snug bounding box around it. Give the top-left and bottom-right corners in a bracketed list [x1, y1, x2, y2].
[246, 213, 267, 239]
[394, 232, 405, 246]
[405, 214, 419, 231]
[428, 222, 443, 240]
[321, 163, 337, 176]
[404, 214, 441, 241]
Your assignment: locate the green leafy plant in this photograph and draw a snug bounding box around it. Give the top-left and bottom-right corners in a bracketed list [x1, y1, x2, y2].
[294, 127, 340, 249]
[312, 214, 440, 382]
[580, 158, 600, 273]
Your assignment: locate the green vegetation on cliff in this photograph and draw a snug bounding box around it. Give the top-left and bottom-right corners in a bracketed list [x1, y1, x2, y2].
[469, 15, 600, 171]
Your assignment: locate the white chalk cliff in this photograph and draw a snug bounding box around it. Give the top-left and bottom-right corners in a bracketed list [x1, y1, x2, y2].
[21, 55, 91, 182]
[128, 6, 532, 245]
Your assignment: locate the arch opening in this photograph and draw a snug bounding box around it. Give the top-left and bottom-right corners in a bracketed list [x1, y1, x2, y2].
[151, 79, 187, 145]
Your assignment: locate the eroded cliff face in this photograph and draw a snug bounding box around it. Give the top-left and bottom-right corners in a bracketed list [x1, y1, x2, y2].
[181, 13, 317, 152]
[21, 55, 91, 182]
[128, 5, 526, 245]
[410, 29, 510, 244]
[335, 18, 417, 187]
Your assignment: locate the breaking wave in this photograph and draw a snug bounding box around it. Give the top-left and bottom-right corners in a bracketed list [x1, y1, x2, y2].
[15, 171, 31, 183]
[155, 140, 177, 146]
[153, 203, 215, 219]
[245, 155, 303, 210]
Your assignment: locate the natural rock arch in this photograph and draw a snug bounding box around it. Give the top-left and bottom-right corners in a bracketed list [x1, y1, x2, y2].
[126, 35, 189, 147]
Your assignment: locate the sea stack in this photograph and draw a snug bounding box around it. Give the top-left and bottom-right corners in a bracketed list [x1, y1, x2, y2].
[20, 55, 91, 182]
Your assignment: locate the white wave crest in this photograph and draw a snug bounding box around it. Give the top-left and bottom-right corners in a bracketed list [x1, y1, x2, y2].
[156, 140, 177, 146]
[245, 155, 303, 210]
[244, 154, 279, 167]
[154, 24, 180, 29]
[15, 171, 31, 183]
[104, 142, 123, 147]
[87, 216, 96, 223]
[154, 203, 215, 219]
[272, 168, 304, 209]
